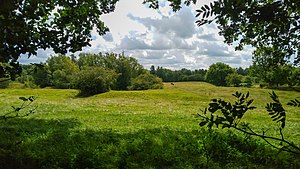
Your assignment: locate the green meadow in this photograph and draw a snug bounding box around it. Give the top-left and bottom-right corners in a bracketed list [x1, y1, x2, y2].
[1, 82, 300, 168]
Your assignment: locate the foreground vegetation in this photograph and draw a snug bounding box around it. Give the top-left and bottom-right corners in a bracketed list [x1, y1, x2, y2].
[0, 82, 299, 168]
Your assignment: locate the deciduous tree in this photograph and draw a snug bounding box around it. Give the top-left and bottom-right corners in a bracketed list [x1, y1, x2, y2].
[206, 62, 234, 86]
[0, 0, 118, 78]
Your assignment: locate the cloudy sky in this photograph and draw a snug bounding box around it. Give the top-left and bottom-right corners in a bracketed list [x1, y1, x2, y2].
[19, 0, 253, 70]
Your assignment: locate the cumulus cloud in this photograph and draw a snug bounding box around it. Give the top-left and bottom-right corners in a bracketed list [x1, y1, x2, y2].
[119, 34, 149, 50]
[102, 32, 114, 42]
[19, 49, 54, 64]
[18, 0, 253, 70]
[197, 33, 218, 41]
[128, 6, 196, 39]
[118, 30, 195, 51]
[197, 42, 231, 57]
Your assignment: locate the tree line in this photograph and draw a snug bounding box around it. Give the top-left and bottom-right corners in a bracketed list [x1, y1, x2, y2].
[150, 62, 300, 88]
[11, 54, 300, 95]
[16, 53, 163, 96]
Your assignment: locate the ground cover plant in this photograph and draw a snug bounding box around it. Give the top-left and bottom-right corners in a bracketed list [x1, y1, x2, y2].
[0, 82, 300, 168]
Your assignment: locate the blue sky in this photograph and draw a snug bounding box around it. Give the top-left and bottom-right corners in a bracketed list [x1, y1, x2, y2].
[19, 0, 253, 70]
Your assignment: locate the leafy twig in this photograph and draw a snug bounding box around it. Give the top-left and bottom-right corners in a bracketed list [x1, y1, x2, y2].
[0, 96, 37, 121]
[198, 91, 300, 155]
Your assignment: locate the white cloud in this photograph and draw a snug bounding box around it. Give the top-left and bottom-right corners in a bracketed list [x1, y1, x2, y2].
[102, 32, 114, 42]
[19, 0, 253, 70]
[20, 49, 54, 64]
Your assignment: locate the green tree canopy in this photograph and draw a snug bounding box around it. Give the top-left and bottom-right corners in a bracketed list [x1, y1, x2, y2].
[225, 72, 243, 87]
[46, 55, 79, 88]
[194, 0, 300, 66]
[72, 66, 117, 96]
[0, 0, 118, 78]
[205, 62, 234, 86]
[77, 53, 145, 90]
[129, 72, 163, 90]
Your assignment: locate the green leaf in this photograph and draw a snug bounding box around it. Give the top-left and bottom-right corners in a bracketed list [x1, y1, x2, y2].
[19, 97, 28, 101]
[204, 4, 210, 10]
[247, 99, 254, 106]
[199, 121, 208, 127]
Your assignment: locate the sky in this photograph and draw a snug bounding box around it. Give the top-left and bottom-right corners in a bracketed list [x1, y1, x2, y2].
[19, 0, 254, 70]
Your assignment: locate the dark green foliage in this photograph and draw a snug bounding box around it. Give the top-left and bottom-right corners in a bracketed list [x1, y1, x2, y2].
[72, 67, 117, 96]
[287, 67, 300, 87]
[236, 67, 248, 76]
[248, 63, 297, 87]
[225, 72, 243, 87]
[0, 0, 119, 79]
[205, 62, 234, 86]
[199, 91, 300, 155]
[144, 0, 197, 11]
[199, 91, 256, 129]
[129, 73, 163, 90]
[18, 53, 150, 90]
[266, 91, 286, 129]
[0, 61, 22, 81]
[77, 53, 145, 90]
[0, 96, 36, 121]
[195, 0, 300, 65]
[241, 76, 253, 87]
[114, 55, 145, 90]
[31, 64, 51, 88]
[52, 70, 70, 89]
[0, 118, 298, 169]
[152, 66, 207, 82]
[287, 98, 300, 107]
[47, 55, 79, 88]
[77, 53, 104, 69]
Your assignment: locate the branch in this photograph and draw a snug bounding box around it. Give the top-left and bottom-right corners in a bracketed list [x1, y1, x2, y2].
[198, 91, 300, 156]
[0, 96, 37, 121]
[232, 124, 300, 154]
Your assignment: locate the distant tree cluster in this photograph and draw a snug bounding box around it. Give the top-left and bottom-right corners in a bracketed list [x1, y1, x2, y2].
[150, 66, 207, 82]
[150, 62, 300, 89]
[12, 55, 300, 93]
[150, 63, 249, 87]
[17, 53, 163, 96]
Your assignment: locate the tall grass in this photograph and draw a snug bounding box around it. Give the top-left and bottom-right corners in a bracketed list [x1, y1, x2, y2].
[0, 82, 299, 168]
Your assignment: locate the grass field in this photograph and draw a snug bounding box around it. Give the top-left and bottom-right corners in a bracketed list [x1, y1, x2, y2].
[0, 82, 299, 168]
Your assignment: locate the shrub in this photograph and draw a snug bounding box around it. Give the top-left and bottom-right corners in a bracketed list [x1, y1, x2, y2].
[242, 76, 253, 87]
[226, 72, 243, 87]
[52, 70, 72, 89]
[72, 67, 117, 96]
[206, 62, 235, 86]
[129, 73, 163, 90]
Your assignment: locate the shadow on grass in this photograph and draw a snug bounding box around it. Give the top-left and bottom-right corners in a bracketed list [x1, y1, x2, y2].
[267, 86, 300, 92]
[0, 118, 299, 169]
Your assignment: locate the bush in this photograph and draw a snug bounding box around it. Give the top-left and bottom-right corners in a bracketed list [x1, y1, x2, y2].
[226, 73, 243, 87]
[52, 70, 73, 89]
[129, 73, 163, 90]
[72, 67, 117, 96]
[206, 62, 235, 86]
[242, 76, 253, 87]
